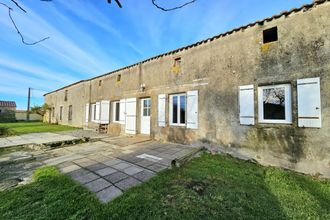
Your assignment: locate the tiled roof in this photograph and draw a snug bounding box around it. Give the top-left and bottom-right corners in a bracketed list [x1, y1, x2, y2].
[44, 0, 329, 96]
[0, 101, 17, 107]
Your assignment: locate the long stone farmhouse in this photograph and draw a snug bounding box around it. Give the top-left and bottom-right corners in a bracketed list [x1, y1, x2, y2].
[44, 0, 330, 177]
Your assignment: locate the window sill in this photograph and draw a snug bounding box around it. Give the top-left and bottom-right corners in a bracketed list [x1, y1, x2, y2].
[169, 124, 186, 127]
[258, 120, 292, 125]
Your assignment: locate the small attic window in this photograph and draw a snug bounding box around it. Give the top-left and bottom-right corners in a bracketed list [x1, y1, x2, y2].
[99, 80, 102, 86]
[64, 90, 68, 101]
[117, 74, 121, 82]
[174, 57, 181, 67]
[263, 27, 278, 44]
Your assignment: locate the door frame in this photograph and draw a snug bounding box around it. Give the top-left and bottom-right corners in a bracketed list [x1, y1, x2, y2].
[140, 97, 151, 135]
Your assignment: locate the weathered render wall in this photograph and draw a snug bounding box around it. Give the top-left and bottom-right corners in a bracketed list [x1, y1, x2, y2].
[44, 1, 330, 176]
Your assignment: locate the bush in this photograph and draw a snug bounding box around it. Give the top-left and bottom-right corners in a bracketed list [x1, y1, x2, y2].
[0, 127, 12, 136]
[0, 110, 16, 122]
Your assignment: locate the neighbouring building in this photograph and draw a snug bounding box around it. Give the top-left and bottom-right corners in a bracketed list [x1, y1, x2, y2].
[0, 101, 17, 122]
[44, 0, 330, 177]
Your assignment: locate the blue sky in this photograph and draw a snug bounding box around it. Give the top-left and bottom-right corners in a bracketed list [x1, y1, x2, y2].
[0, 0, 311, 109]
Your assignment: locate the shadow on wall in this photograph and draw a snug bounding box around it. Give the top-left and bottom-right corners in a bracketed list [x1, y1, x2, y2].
[245, 126, 306, 163]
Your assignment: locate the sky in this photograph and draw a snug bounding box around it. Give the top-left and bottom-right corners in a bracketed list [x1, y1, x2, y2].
[0, 0, 312, 110]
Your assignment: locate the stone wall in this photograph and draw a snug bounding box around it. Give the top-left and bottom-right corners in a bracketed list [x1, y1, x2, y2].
[44, 1, 330, 176]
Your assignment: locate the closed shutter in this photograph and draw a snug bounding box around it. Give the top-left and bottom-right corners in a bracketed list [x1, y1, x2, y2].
[119, 99, 126, 125]
[85, 103, 89, 123]
[239, 85, 255, 125]
[297, 77, 321, 128]
[158, 94, 166, 127]
[187, 90, 198, 129]
[100, 100, 110, 124]
[95, 102, 100, 123]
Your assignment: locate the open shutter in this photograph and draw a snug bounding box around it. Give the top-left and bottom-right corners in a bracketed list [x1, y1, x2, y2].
[297, 77, 321, 128]
[187, 90, 198, 129]
[100, 100, 110, 124]
[85, 103, 89, 123]
[91, 104, 95, 122]
[158, 94, 166, 127]
[95, 102, 100, 123]
[239, 85, 255, 125]
[119, 99, 126, 125]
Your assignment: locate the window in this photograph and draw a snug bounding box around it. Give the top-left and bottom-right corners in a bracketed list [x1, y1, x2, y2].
[169, 94, 186, 126]
[64, 90, 68, 101]
[59, 106, 63, 120]
[263, 27, 278, 44]
[112, 101, 120, 122]
[93, 104, 97, 121]
[68, 105, 72, 121]
[258, 84, 292, 124]
[143, 99, 151, 116]
[117, 74, 121, 82]
[174, 57, 181, 68]
[99, 80, 102, 86]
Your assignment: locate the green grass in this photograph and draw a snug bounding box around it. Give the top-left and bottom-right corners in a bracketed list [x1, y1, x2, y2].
[0, 122, 77, 137]
[0, 154, 329, 219]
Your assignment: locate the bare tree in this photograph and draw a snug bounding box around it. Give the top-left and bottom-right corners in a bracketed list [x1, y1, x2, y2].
[0, 0, 49, 45]
[1, 0, 197, 45]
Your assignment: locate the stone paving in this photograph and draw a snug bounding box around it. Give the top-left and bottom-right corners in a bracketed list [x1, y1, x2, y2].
[44, 136, 198, 203]
[0, 132, 200, 203]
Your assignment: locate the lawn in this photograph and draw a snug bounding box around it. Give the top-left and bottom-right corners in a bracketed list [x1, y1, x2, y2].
[0, 122, 77, 137]
[0, 153, 329, 219]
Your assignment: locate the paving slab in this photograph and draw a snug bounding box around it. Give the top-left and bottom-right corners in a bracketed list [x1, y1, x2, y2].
[104, 172, 129, 184]
[84, 178, 112, 193]
[95, 167, 117, 176]
[133, 170, 156, 182]
[86, 163, 108, 172]
[115, 177, 141, 191]
[112, 162, 132, 170]
[72, 172, 99, 184]
[96, 186, 123, 203]
[122, 166, 144, 175]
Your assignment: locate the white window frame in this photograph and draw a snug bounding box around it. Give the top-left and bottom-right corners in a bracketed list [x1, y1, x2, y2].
[112, 101, 120, 123]
[169, 93, 186, 127]
[92, 103, 96, 122]
[258, 84, 292, 124]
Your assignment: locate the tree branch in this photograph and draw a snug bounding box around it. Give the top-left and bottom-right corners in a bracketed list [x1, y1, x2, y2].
[151, 0, 197, 11]
[0, 1, 49, 45]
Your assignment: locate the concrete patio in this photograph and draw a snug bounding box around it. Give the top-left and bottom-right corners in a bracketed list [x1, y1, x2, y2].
[0, 132, 201, 203]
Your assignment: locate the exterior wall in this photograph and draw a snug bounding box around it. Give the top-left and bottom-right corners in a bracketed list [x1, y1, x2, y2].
[44, 2, 330, 176]
[15, 112, 42, 121]
[0, 106, 16, 122]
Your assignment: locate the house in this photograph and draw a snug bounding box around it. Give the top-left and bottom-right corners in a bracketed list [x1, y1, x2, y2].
[0, 101, 17, 122]
[44, 0, 330, 176]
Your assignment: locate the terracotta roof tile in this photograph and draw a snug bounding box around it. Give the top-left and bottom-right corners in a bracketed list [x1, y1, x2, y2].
[0, 101, 16, 107]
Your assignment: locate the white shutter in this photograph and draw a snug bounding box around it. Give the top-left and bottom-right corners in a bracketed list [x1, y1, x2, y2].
[125, 98, 137, 134]
[95, 102, 100, 123]
[158, 94, 166, 127]
[100, 100, 110, 124]
[297, 77, 321, 128]
[85, 103, 89, 123]
[119, 99, 126, 125]
[239, 85, 255, 125]
[91, 104, 95, 122]
[187, 90, 198, 129]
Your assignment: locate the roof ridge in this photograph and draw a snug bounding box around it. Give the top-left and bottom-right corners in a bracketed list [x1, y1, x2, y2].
[44, 0, 329, 96]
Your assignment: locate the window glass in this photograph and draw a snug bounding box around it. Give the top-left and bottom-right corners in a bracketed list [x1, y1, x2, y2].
[258, 84, 292, 124]
[263, 87, 285, 120]
[180, 95, 186, 124]
[173, 96, 178, 123]
[60, 106, 63, 120]
[115, 102, 120, 121]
